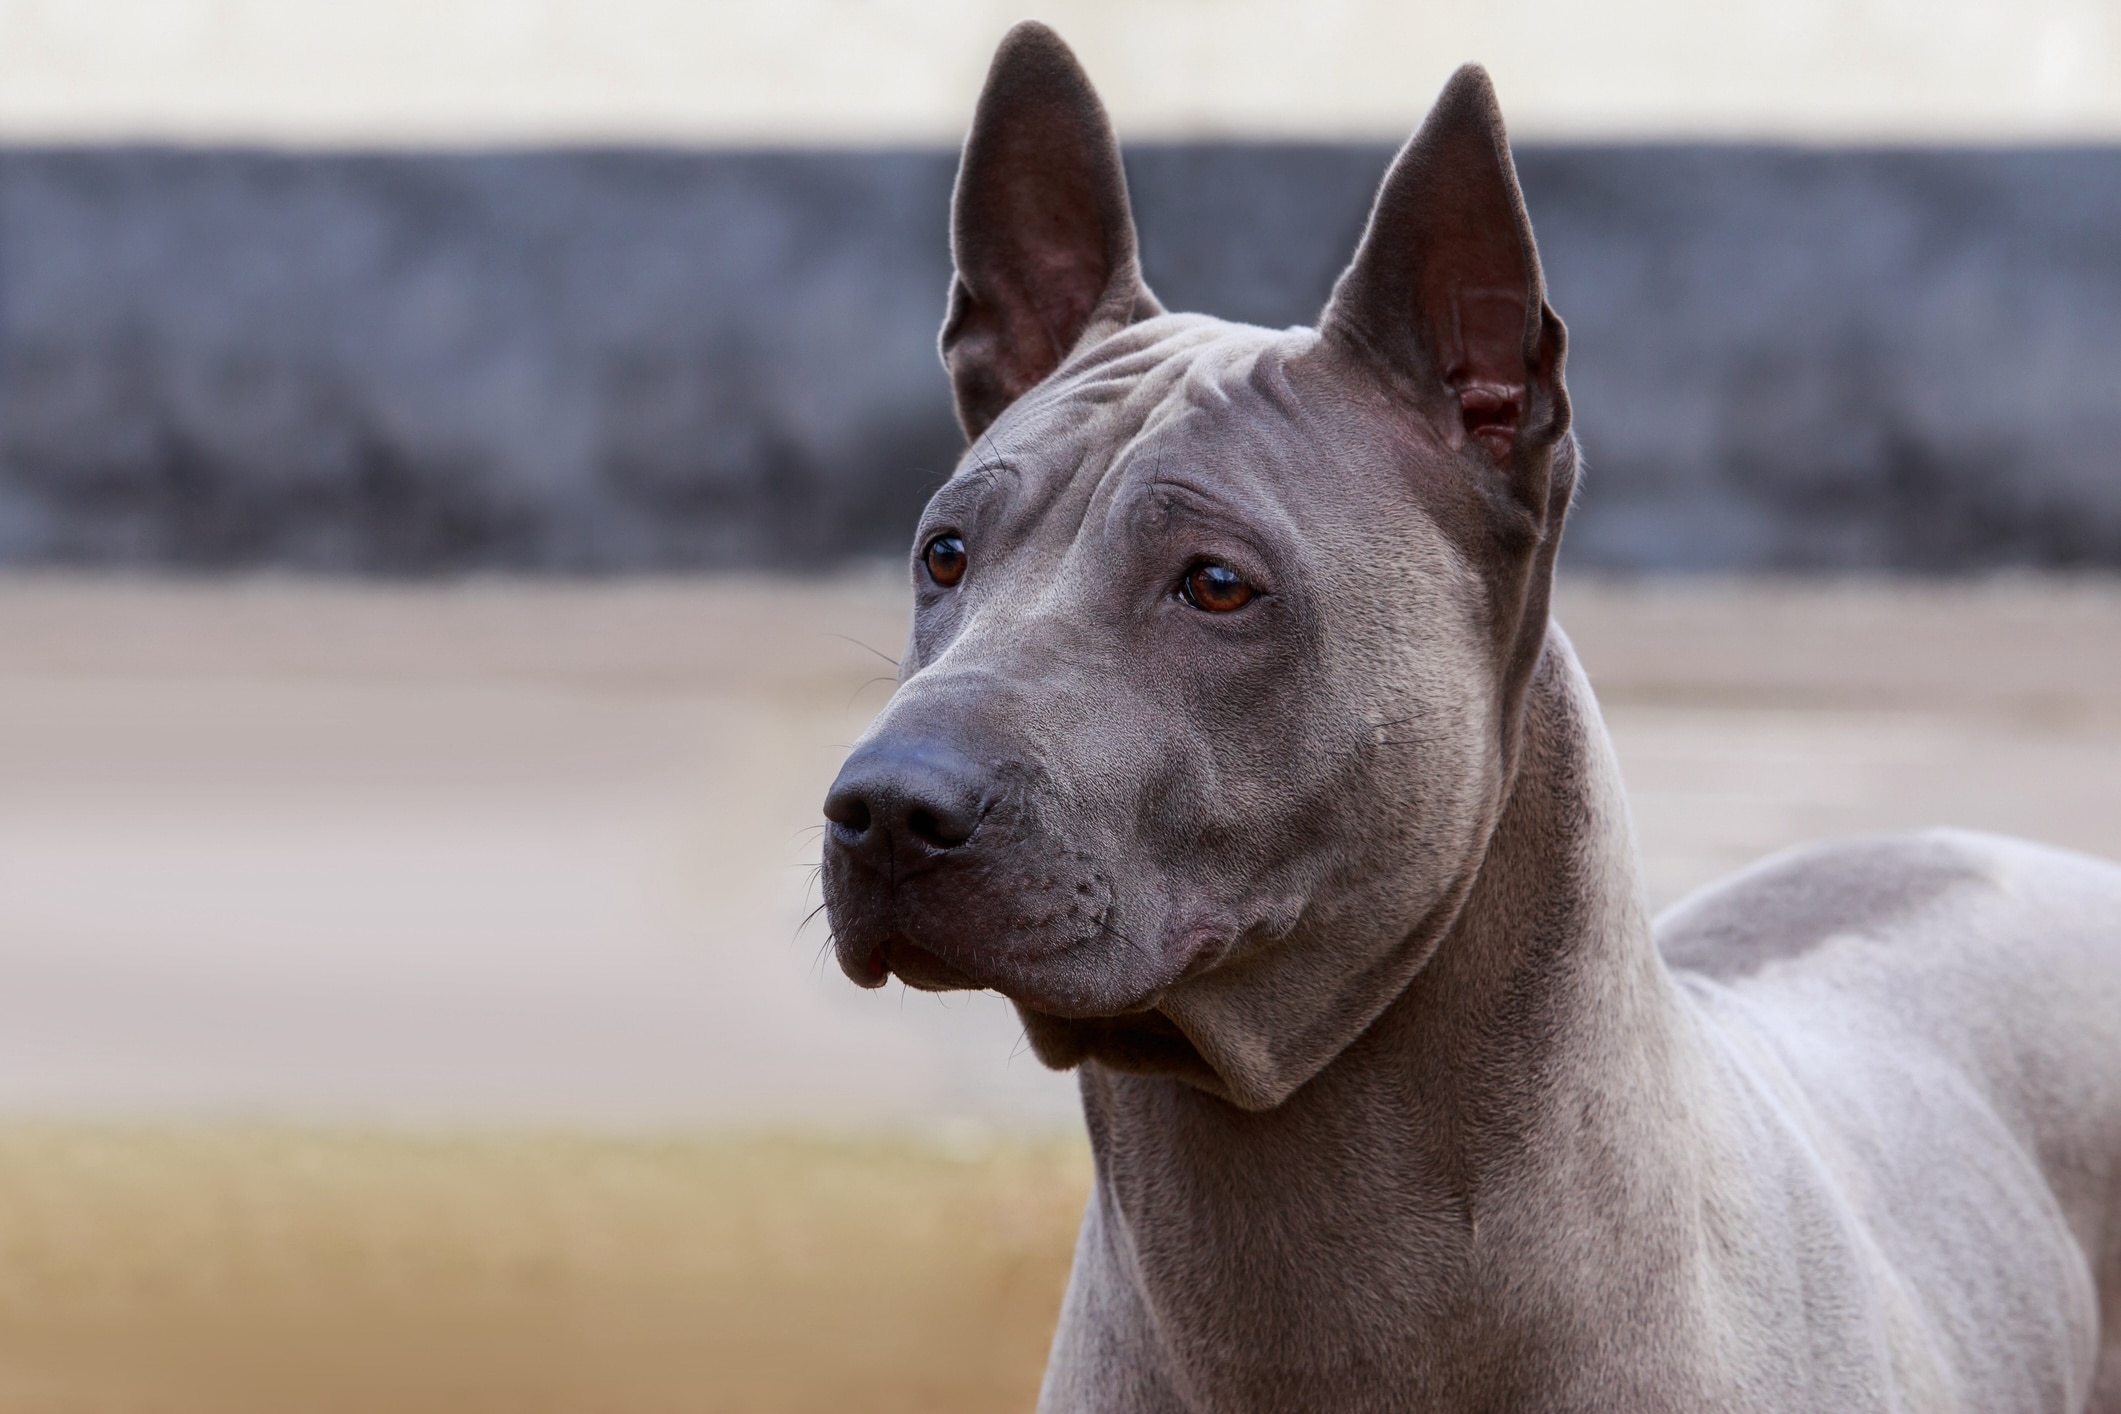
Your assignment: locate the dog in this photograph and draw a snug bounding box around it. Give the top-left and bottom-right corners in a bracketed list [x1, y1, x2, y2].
[820, 23, 2121, 1412]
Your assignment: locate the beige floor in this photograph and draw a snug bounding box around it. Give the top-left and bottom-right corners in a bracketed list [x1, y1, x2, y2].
[1, 572, 2117, 1133]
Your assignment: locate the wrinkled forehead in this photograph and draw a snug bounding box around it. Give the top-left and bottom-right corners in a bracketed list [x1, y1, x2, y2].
[930, 313, 1478, 572]
[935, 316, 1331, 534]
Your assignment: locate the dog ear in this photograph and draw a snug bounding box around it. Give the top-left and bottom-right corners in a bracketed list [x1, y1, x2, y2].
[940, 22, 1161, 440]
[1321, 65, 1569, 502]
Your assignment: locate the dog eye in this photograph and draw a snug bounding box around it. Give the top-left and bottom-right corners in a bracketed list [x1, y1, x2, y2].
[923, 534, 967, 587]
[1179, 562, 1255, 613]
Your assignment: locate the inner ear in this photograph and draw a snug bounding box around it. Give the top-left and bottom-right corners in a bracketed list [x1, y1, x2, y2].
[940, 22, 1160, 439]
[1322, 64, 1556, 465]
[1437, 287, 1531, 460]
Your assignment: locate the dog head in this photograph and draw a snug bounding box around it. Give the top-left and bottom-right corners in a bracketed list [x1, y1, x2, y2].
[822, 23, 1575, 1109]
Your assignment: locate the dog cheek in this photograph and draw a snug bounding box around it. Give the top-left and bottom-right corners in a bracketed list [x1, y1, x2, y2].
[1165, 724, 1365, 907]
[1338, 728, 1503, 938]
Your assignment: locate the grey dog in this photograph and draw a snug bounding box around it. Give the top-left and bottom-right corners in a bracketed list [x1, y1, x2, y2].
[820, 22, 2121, 1412]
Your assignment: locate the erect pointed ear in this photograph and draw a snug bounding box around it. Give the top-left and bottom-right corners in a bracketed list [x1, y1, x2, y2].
[940, 22, 1161, 440]
[1321, 65, 1569, 496]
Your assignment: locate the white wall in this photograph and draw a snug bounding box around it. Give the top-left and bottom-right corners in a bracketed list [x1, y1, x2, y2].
[2, 0, 2117, 146]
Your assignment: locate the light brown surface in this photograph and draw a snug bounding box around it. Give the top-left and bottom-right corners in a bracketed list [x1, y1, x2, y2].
[1, 572, 2118, 1129]
[0, 1127, 1087, 1414]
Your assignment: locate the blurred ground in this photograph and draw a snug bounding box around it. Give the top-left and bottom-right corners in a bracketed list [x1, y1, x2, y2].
[1, 571, 2119, 1411]
[0, 1127, 1087, 1414]
[0, 569, 1068, 1131]
[2, 571, 2119, 1130]
[1566, 577, 2121, 906]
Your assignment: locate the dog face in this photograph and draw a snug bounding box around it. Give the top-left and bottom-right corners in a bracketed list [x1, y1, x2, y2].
[821, 24, 1573, 1108]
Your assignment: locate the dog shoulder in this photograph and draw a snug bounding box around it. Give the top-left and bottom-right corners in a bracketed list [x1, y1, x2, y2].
[1652, 829, 2045, 981]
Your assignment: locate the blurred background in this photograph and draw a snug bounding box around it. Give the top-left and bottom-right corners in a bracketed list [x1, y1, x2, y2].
[0, 2, 2118, 1410]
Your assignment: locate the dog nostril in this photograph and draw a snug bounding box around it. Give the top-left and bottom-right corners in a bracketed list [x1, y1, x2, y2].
[825, 794, 872, 837]
[905, 805, 974, 849]
[825, 742, 986, 854]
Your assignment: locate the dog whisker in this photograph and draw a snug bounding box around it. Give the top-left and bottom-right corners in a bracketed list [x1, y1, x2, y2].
[967, 436, 1010, 490]
[825, 632, 900, 670]
[846, 675, 897, 708]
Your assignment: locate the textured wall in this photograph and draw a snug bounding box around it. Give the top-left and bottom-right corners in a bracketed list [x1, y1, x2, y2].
[1, 144, 2117, 572]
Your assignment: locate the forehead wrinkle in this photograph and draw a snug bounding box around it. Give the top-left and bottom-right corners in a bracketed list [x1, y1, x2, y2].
[943, 435, 1016, 502]
[966, 425, 1170, 638]
[959, 403, 1106, 559]
[970, 323, 1304, 605]
[1244, 333, 1322, 421]
[980, 356, 1193, 570]
[1121, 341, 1319, 507]
[1175, 347, 1254, 416]
[1063, 312, 1228, 378]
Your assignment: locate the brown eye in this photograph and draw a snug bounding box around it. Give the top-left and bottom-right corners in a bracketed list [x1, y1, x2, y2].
[1180, 562, 1255, 613]
[923, 534, 967, 587]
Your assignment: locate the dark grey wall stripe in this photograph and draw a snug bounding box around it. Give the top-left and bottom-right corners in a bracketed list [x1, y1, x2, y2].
[1, 143, 2116, 573]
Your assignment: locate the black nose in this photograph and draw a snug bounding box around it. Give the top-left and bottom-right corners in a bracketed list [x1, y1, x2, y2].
[824, 738, 988, 863]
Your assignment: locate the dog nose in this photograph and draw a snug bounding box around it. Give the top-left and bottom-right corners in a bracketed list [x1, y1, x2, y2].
[824, 738, 988, 863]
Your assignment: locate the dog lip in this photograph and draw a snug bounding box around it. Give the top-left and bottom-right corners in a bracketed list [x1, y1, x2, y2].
[845, 908, 1275, 1016]
[880, 935, 984, 992]
[968, 923, 1238, 1020]
[840, 942, 890, 989]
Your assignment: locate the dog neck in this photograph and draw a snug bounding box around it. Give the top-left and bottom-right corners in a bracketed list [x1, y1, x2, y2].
[1060, 626, 1723, 1405]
